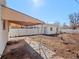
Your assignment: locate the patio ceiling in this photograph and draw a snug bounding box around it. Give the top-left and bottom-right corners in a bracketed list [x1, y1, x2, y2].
[1, 6, 44, 26]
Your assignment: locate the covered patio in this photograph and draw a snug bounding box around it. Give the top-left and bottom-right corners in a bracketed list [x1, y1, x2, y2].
[0, 5, 44, 57]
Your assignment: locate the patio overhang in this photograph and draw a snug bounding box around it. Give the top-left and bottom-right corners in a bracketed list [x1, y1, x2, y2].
[1, 6, 44, 26]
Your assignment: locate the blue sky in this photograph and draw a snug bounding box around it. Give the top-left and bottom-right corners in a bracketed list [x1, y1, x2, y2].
[7, 0, 79, 25]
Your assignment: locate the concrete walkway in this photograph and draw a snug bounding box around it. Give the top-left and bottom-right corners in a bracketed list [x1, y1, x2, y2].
[25, 37, 56, 59]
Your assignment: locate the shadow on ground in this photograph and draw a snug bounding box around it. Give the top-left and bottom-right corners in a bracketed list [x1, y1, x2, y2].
[1, 39, 43, 59]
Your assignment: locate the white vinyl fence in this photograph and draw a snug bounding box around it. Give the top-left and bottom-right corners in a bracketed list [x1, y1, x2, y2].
[9, 28, 44, 37]
[60, 29, 79, 33]
[9, 28, 79, 37]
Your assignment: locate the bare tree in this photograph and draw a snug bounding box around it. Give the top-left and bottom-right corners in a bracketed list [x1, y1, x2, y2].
[75, 0, 79, 4]
[69, 12, 79, 29]
[62, 22, 69, 29]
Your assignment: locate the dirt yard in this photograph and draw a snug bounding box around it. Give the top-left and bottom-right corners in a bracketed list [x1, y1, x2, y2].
[1, 33, 79, 59]
[28, 34, 79, 59]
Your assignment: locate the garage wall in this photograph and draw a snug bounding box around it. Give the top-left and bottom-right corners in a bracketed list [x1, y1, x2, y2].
[45, 26, 57, 35]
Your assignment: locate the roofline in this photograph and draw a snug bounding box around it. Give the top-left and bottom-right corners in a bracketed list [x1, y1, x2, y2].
[1, 5, 45, 24]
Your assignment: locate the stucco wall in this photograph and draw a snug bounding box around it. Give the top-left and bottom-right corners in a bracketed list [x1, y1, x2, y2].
[0, 30, 8, 57]
[0, 5, 8, 57]
[45, 25, 57, 34]
[0, 20, 8, 57]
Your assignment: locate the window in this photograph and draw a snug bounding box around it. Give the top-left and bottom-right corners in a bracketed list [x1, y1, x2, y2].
[50, 27, 53, 31]
[3, 20, 6, 30]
